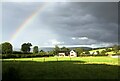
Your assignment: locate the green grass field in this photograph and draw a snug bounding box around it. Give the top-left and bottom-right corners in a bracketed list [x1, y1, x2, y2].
[3, 56, 119, 65]
[89, 48, 120, 54]
[2, 56, 120, 80]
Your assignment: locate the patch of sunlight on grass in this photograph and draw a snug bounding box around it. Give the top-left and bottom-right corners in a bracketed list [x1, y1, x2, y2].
[2, 56, 119, 65]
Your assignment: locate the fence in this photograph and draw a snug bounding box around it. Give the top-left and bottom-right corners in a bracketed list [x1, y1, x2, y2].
[2, 57, 79, 62]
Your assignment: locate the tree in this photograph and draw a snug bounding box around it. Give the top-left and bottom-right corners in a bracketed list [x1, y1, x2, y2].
[112, 45, 119, 53]
[96, 51, 100, 55]
[48, 50, 54, 55]
[118, 45, 120, 50]
[54, 45, 60, 55]
[75, 48, 84, 56]
[39, 50, 46, 55]
[21, 42, 32, 53]
[84, 51, 90, 54]
[61, 47, 70, 51]
[105, 48, 111, 52]
[0, 44, 2, 54]
[101, 50, 106, 55]
[1, 42, 13, 54]
[40, 50, 44, 52]
[33, 46, 39, 54]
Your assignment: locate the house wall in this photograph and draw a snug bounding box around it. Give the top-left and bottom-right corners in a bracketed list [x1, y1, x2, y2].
[58, 53, 65, 57]
[70, 50, 77, 57]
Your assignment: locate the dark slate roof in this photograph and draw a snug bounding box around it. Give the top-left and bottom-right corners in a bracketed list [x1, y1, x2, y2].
[58, 51, 70, 53]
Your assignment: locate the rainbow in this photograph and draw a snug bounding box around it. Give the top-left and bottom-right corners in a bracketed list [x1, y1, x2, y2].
[10, 2, 50, 42]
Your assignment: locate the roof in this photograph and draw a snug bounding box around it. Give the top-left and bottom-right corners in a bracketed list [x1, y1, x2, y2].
[70, 50, 76, 52]
[58, 51, 70, 53]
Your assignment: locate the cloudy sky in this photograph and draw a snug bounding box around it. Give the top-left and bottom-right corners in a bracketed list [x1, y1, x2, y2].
[2, 2, 118, 48]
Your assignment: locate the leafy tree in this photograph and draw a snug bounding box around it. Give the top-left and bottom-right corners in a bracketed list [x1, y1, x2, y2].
[75, 48, 84, 56]
[0, 44, 2, 54]
[101, 50, 106, 55]
[84, 51, 90, 54]
[39, 50, 46, 55]
[118, 45, 120, 50]
[48, 50, 54, 55]
[61, 47, 70, 51]
[112, 45, 119, 53]
[33, 46, 39, 54]
[105, 48, 111, 52]
[21, 42, 32, 53]
[54, 45, 60, 55]
[40, 50, 44, 52]
[96, 51, 100, 55]
[1, 42, 13, 54]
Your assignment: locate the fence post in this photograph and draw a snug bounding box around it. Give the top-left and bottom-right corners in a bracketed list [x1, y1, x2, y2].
[14, 58, 15, 62]
[44, 57, 45, 62]
[57, 57, 58, 61]
[70, 57, 71, 61]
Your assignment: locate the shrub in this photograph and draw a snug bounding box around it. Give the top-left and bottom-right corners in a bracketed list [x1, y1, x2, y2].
[12, 51, 23, 54]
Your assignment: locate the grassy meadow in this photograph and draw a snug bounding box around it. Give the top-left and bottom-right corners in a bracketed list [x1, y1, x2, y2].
[2, 56, 119, 65]
[89, 48, 120, 55]
[2, 56, 120, 80]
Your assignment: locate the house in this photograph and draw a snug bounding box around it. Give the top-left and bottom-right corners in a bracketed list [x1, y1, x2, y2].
[70, 50, 77, 57]
[58, 53, 65, 57]
[58, 50, 77, 57]
[58, 51, 69, 57]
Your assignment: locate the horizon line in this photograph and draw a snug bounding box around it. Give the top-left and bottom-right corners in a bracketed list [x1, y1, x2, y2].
[13, 44, 114, 49]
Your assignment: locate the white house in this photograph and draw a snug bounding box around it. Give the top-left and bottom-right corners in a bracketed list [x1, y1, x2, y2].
[58, 51, 68, 57]
[58, 50, 77, 57]
[58, 53, 65, 57]
[70, 50, 77, 57]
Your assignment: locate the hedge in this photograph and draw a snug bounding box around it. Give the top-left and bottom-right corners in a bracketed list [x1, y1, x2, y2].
[2, 54, 54, 59]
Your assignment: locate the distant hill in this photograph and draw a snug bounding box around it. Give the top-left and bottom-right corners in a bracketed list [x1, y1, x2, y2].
[40, 47, 92, 52]
[13, 48, 21, 51]
[14, 47, 92, 52]
[39, 47, 54, 52]
[69, 47, 92, 51]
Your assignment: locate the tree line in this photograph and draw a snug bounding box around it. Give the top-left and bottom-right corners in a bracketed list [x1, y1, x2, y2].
[0, 42, 120, 58]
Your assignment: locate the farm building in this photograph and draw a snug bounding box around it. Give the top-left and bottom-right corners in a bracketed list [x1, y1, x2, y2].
[58, 50, 77, 57]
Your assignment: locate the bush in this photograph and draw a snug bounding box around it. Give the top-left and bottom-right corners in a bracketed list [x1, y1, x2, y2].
[2, 52, 54, 58]
[12, 51, 23, 54]
[84, 51, 90, 54]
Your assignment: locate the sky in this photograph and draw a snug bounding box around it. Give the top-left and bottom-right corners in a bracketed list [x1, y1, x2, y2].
[2, 1, 119, 48]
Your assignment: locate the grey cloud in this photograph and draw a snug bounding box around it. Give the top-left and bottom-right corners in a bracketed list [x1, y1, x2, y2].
[39, 2, 118, 45]
[2, 2, 118, 47]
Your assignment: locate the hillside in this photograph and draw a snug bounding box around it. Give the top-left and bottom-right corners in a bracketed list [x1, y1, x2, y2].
[89, 47, 120, 54]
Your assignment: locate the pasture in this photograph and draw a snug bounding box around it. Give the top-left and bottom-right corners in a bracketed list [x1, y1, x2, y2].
[89, 48, 120, 54]
[2, 56, 120, 80]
